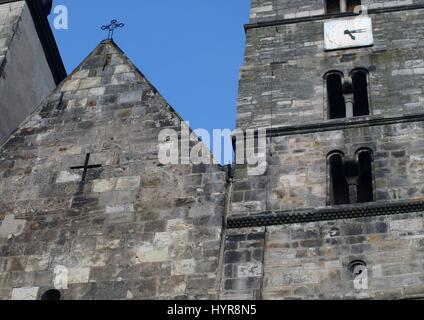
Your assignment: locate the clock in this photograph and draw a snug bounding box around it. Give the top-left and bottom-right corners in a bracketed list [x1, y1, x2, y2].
[324, 16, 374, 51]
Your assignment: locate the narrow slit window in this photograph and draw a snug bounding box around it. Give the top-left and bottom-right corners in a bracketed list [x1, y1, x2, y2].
[357, 150, 374, 203]
[352, 69, 370, 117]
[329, 153, 350, 205]
[326, 72, 346, 119]
[326, 0, 341, 14]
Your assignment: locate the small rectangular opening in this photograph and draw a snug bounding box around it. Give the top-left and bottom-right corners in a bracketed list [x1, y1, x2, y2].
[326, 0, 341, 14]
[346, 0, 361, 13]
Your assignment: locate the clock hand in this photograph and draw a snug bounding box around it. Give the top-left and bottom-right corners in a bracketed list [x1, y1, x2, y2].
[349, 28, 367, 34]
[344, 30, 356, 40]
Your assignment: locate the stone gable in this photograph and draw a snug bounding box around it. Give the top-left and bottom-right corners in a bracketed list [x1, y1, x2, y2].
[0, 40, 227, 300]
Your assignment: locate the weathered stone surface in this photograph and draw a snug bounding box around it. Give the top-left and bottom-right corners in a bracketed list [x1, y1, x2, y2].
[239, 3, 424, 129]
[92, 179, 116, 193]
[0, 40, 226, 300]
[11, 287, 39, 300]
[0, 1, 57, 144]
[68, 268, 91, 284]
[222, 0, 424, 300]
[2, 0, 424, 301]
[0, 214, 26, 239]
[248, 0, 420, 23]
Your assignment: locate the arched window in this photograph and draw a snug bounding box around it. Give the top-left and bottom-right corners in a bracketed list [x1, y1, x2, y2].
[356, 149, 374, 203]
[325, 71, 346, 119]
[351, 69, 370, 117]
[328, 151, 349, 205]
[325, 68, 370, 120]
[327, 149, 374, 206]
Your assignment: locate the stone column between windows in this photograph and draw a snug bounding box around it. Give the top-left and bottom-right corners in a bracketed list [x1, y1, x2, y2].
[347, 176, 359, 204]
[345, 93, 354, 118]
[340, 0, 347, 13]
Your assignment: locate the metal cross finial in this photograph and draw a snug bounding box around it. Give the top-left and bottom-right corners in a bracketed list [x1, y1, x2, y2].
[101, 19, 125, 40]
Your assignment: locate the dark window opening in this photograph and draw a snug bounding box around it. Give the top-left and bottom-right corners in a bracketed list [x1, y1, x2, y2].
[328, 150, 374, 206]
[326, 72, 346, 119]
[343, 160, 358, 179]
[344, 159, 360, 204]
[326, 0, 341, 14]
[41, 289, 61, 301]
[357, 150, 374, 203]
[346, 0, 362, 13]
[329, 153, 349, 205]
[325, 69, 370, 119]
[352, 70, 370, 117]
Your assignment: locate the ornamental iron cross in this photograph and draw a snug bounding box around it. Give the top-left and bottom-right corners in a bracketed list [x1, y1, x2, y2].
[101, 19, 125, 40]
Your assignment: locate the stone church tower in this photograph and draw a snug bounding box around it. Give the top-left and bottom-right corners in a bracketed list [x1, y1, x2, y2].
[1, 0, 424, 300]
[222, 0, 424, 299]
[0, 0, 66, 144]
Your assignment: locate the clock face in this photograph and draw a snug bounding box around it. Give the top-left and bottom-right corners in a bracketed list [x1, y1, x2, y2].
[324, 17, 374, 50]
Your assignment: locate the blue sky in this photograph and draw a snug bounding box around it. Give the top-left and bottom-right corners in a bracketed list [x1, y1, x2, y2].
[49, 1, 250, 164]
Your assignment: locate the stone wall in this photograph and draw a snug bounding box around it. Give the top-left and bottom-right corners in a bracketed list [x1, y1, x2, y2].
[226, 0, 424, 300]
[0, 1, 56, 144]
[0, 1, 22, 58]
[249, 0, 424, 23]
[221, 212, 424, 300]
[238, 7, 424, 129]
[0, 41, 227, 300]
[231, 121, 424, 216]
[220, 227, 265, 300]
[1, 0, 424, 301]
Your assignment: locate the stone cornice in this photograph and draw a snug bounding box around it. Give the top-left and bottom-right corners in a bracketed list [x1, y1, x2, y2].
[266, 113, 424, 138]
[227, 200, 424, 229]
[245, 4, 424, 31]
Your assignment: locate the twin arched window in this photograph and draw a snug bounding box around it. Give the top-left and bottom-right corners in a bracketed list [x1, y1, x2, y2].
[325, 69, 370, 120]
[328, 149, 374, 205]
[326, 0, 362, 14]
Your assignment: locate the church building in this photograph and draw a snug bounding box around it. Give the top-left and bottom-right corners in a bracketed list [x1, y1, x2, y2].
[1, 0, 424, 300]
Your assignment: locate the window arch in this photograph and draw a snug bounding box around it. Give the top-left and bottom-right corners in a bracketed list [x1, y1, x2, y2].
[324, 71, 346, 119]
[325, 68, 370, 120]
[327, 148, 375, 206]
[350, 68, 370, 117]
